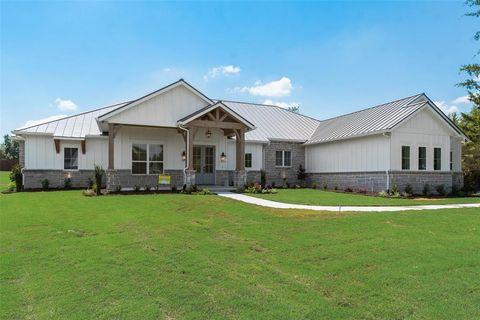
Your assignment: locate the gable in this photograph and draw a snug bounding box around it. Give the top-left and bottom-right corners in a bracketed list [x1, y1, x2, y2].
[100, 82, 211, 128]
[394, 105, 459, 136]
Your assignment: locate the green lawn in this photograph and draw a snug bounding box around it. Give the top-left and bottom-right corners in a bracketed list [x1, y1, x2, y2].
[250, 188, 480, 206]
[1, 190, 479, 319]
[0, 171, 10, 189]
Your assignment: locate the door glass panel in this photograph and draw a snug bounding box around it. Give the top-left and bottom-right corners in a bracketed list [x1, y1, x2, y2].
[205, 147, 214, 173]
[193, 147, 201, 172]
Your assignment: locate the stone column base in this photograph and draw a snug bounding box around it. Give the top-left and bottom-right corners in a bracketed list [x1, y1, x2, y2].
[233, 170, 247, 188]
[106, 170, 120, 192]
[185, 170, 196, 187]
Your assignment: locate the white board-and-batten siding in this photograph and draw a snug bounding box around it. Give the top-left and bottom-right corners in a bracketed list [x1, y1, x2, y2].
[25, 135, 108, 170]
[305, 134, 390, 173]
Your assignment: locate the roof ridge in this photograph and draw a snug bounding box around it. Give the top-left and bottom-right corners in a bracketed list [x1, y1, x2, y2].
[316, 93, 424, 124]
[15, 101, 132, 131]
[217, 98, 321, 123]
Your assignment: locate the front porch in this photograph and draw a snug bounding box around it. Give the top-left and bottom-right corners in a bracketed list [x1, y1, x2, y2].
[104, 101, 255, 191]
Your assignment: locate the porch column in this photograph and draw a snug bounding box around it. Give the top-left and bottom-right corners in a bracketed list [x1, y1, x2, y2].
[108, 123, 115, 170]
[235, 128, 245, 170]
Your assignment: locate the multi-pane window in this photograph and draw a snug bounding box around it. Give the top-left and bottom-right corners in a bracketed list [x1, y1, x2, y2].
[132, 143, 163, 174]
[245, 153, 252, 168]
[275, 150, 292, 167]
[418, 147, 426, 170]
[64, 148, 78, 170]
[401, 146, 410, 170]
[450, 151, 453, 171]
[434, 147, 441, 171]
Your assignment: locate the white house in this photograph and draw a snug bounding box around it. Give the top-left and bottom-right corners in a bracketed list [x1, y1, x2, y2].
[12, 79, 467, 193]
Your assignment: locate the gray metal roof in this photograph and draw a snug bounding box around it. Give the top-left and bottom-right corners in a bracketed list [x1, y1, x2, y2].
[13, 102, 129, 138]
[305, 94, 426, 145]
[221, 100, 320, 142]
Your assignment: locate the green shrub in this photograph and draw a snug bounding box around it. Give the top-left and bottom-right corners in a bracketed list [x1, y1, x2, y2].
[378, 191, 389, 197]
[245, 186, 256, 194]
[82, 189, 96, 197]
[390, 184, 398, 195]
[6, 181, 16, 192]
[10, 164, 22, 192]
[144, 185, 151, 192]
[200, 188, 212, 195]
[171, 185, 177, 192]
[404, 184, 413, 195]
[260, 169, 266, 188]
[133, 185, 140, 192]
[94, 165, 104, 196]
[191, 184, 199, 193]
[41, 179, 49, 190]
[87, 178, 94, 189]
[390, 191, 401, 198]
[422, 184, 430, 196]
[114, 185, 122, 193]
[64, 178, 72, 189]
[435, 184, 446, 196]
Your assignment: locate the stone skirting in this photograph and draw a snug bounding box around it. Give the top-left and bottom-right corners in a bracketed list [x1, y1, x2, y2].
[233, 170, 247, 188]
[216, 170, 233, 187]
[308, 171, 464, 194]
[308, 171, 388, 193]
[246, 171, 261, 184]
[23, 169, 97, 189]
[264, 141, 305, 186]
[106, 169, 185, 191]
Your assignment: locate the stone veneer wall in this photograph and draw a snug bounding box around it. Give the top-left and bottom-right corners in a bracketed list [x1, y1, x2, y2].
[106, 169, 185, 191]
[264, 141, 305, 186]
[308, 171, 463, 194]
[18, 141, 25, 168]
[246, 171, 261, 184]
[216, 170, 234, 186]
[23, 170, 97, 189]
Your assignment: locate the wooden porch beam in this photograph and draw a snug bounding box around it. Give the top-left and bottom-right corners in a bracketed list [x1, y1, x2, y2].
[108, 123, 115, 170]
[54, 139, 60, 154]
[188, 120, 246, 130]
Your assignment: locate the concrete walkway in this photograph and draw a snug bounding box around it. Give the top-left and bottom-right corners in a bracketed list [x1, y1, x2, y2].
[217, 192, 480, 212]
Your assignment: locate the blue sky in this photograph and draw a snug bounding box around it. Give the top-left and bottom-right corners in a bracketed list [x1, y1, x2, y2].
[1, 1, 478, 136]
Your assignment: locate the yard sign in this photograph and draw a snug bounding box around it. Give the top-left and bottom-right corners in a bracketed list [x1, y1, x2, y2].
[158, 175, 171, 185]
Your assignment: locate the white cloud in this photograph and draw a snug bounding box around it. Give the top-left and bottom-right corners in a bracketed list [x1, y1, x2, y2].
[163, 67, 171, 72]
[452, 95, 470, 104]
[434, 101, 459, 115]
[204, 65, 241, 80]
[263, 99, 300, 109]
[21, 115, 67, 128]
[55, 98, 77, 111]
[237, 77, 293, 97]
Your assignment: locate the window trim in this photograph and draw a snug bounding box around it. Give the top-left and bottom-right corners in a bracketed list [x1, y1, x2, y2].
[433, 147, 442, 171]
[131, 142, 164, 175]
[418, 146, 427, 171]
[401, 145, 410, 170]
[275, 150, 292, 168]
[63, 147, 79, 171]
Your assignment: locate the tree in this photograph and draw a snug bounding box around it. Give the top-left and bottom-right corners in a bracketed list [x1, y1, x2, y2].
[457, 0, 480, 109]
[0, 135, 19, 160]
[288, 106, 300, 113]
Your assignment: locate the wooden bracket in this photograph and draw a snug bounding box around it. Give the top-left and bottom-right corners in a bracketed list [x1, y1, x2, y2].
[54, 139, 60, 154]
[81, 140, 86, 154]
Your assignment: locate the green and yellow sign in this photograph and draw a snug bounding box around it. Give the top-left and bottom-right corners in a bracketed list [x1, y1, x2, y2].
[158, 175, 171, 185]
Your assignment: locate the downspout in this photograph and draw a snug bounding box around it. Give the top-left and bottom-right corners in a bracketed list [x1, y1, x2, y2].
[383, 132, 391, 191]
[178, 124, 189, 185]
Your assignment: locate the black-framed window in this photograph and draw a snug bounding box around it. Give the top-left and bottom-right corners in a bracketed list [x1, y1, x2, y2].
[450, 151, 453, 171]
[245, 153, 252, 168]
[64, 148, 78, 170]
[132, 143, 163, 174]
[401, 146, 410, 170]
[275, 150, 292, 167]
[434, 148, 441, 171]
[418, 147, 426, 170]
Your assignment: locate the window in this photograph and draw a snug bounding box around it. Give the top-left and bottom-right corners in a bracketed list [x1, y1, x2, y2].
[64, 148, 78, 170]
[132, 143, 163, 174]
[245, 153, 252, 168]
[418, 147, 426, 170]
[434, 148, 441, 171]
[401, 146, 410, 170]
[275, 150, 292, 167]
[450, 151, 453, 171]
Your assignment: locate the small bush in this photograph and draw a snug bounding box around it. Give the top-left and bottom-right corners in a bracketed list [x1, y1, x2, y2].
[450, 185, 459, 196]
[114, 185, 122, 193]
[245, 186, 256, 194]
[171, 185, 177, 192]
[82, 189, 96, 197]
[404, 184, 413, 195]
[41, 179, 49, 190]
[390, 184, 398, 195]
[144, 185, 151, 192]
[94, 165, 104, 196]
[200, 188, 212, 195]
[390, 191, 401, 198]
[401, 191, 411, 198]
[133, 185, 140, 192]
[87, 178, 94, 189]
[191, 184, 199, 193]
[64, 178, 72, 189]
[422, 184, 430, 196]
[323, 183, 328, 190]
[334, 186, 338, 191]
[378, 190, 389, 197]
[435, 184, 446, 196]
[10, 164, 23, 192]
[92, 183, 97, 193]
[344, 187, 353, 193]
[356, 188, 367, 194]
[260, 169, 266, 188]
[6, 181, 16, 192]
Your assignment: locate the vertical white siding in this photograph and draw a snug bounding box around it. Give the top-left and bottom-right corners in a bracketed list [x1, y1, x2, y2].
[305, 134, 389, 172]
[107, 85, 210, 127]
[390, 107, 457, 171]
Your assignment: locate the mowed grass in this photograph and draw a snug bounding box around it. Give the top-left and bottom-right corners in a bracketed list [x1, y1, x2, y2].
[250, 188, 480, 206]
[1, 190, 479, 319]
[0, 171, 10, 189]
